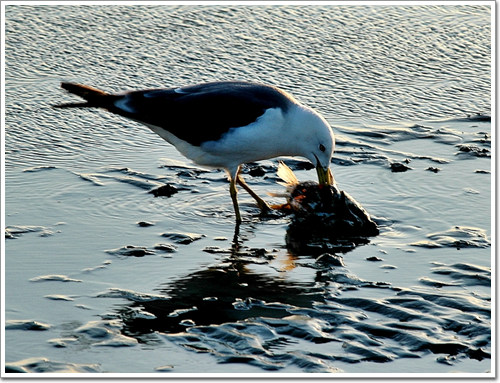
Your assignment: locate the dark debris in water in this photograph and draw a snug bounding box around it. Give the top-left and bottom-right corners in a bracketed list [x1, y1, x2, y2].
[248, 166, 267, 177]
[241, 163, 273, 177]
[283, 159, 315, 171]
[456, 144, 490, 158]
[104, 243, 179, 258]
[426, 167, 441, 173]
[105, 245, 156, 257]
[137, 221, 155, 227]
[176, 170, 203, 179]
[149, 183, 179, 197]
[465, 113, 491, 122]
[366, 256, 384, 262]
[390, 161, 412, 172]
[161, 232, 205, 245]
[466, 347, 491, 361]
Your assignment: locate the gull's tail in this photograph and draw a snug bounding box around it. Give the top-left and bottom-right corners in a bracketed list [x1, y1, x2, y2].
[54, 82, 117, 108]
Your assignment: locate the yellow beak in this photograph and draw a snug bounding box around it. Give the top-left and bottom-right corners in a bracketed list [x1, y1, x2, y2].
[316, 166, 334, 185]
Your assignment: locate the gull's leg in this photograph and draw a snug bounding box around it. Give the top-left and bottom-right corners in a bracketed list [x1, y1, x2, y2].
[229, 177, 242, 222]
[229, 177, 242, 223]
[228, 167, 242, 223]
[237, 174, 271, 213]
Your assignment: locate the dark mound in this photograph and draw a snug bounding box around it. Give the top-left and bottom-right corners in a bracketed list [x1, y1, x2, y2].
[284, 182, 379, 252]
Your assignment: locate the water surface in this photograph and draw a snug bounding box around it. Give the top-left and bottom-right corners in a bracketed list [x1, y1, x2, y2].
[4, 4, 492, 375]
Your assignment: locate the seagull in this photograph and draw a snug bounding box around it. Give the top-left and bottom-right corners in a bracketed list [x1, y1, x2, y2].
[55, 81, 335, 222]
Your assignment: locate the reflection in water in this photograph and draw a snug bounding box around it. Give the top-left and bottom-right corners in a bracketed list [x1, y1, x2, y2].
[285, 224, 373, 255]
[115, 217, 378, 340]
[103, 223, 490, 371]
[119, 261, 322, 337]
[117, 225, 326, 339]
[285, 212, 379, 256]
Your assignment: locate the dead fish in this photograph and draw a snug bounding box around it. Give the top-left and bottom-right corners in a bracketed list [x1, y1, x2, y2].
[271, 162, 379, 239]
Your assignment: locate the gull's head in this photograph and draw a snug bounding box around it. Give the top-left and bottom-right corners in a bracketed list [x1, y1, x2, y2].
[289, 105, 335, 185]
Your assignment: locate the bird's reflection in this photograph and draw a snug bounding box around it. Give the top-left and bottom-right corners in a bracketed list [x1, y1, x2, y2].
[113, 220, 371, 341]
[285, 222, 373, 255]
[111, 224, 299, 339]
[119, 260, 325, 339]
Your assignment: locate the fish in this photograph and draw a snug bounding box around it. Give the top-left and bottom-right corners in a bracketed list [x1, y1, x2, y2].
[271, 162, 379, 241]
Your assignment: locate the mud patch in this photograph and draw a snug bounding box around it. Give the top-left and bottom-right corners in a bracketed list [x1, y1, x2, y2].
[5, 357, 101, 373]
[411, 226, 490, 249]
[161, 232, 205, 245]
[6, 320, 51, 331]
[105, 245, 156, 257]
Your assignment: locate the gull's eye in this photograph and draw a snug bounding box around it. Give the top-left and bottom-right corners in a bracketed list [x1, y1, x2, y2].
[319, 144, 326, 152]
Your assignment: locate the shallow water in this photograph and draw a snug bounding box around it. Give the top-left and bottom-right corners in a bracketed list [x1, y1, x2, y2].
[4, 4, 492, 375]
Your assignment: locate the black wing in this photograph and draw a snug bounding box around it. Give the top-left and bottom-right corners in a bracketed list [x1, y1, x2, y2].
[109, 81, 293, 146]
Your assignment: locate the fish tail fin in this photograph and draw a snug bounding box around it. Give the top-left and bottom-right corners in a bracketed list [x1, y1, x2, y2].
[276, 161, 299, 185]
[267, 191, 289, 197]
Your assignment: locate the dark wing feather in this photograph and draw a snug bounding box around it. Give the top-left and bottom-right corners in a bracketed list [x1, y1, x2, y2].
[108, 81, 293, 146]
